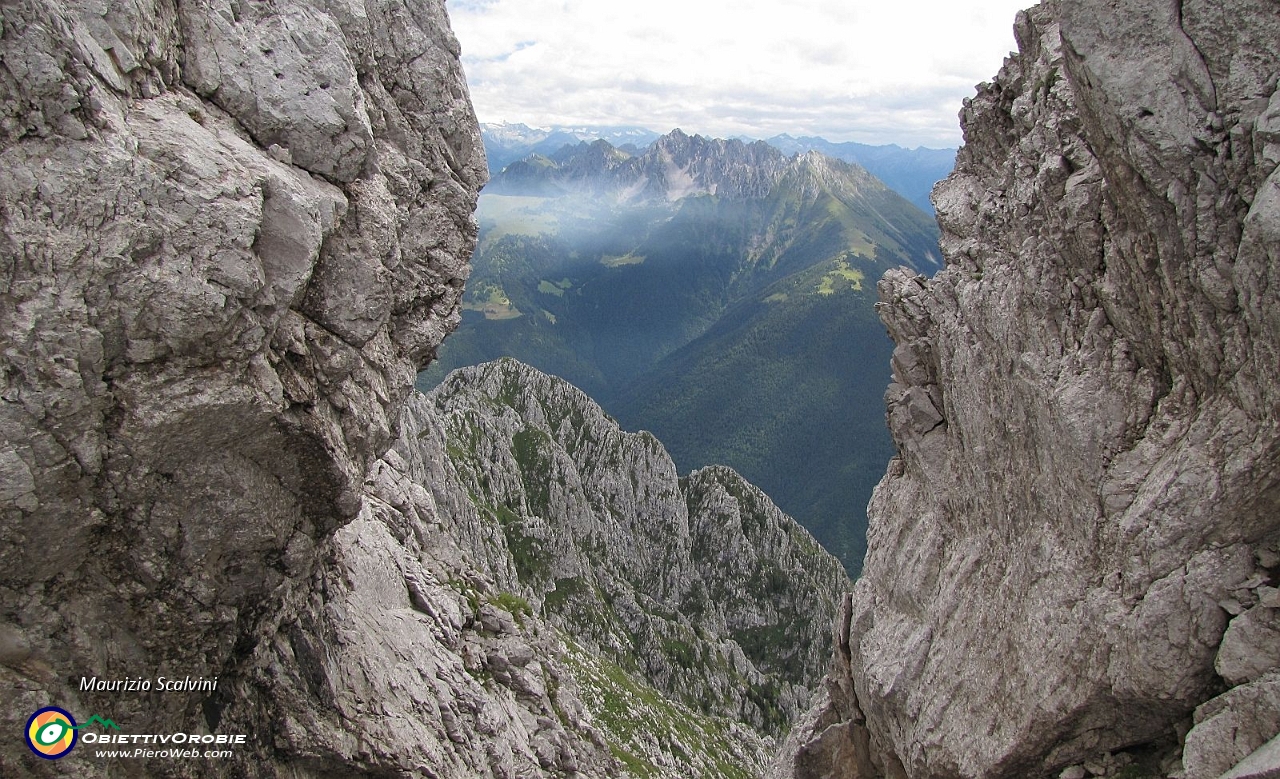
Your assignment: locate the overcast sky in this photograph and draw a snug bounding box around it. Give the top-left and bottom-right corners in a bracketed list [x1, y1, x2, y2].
[447, 0, 1037, 149]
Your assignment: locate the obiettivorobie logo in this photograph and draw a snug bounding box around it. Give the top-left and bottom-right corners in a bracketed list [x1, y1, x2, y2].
[25, 708, 118, 760]
[23, 707, 245, 762]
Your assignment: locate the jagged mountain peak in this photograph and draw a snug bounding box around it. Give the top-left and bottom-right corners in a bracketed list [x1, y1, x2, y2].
[551, 137, 631, 161]
[783, 148, 879, 188]
[479, 121, 664, 176]
[437, 130, 942, 575]
[627, 130, 790, 201]
[478, 123, 957, 210]
[647, 127, 778, 156]
[778, 150, 893, 204]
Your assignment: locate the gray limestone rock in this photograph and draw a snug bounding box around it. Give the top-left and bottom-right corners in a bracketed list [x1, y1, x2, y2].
[204, 354, 843, 779]
[1183, 673, 1280, 779]
[216, 442, 619, 778]
[180, 1, 374, 183]
[1217, 605, 1280, 686]
[1219, 734, 1280, 779]
[778, 1, 1280, 777]
[0, 0, 488, 775]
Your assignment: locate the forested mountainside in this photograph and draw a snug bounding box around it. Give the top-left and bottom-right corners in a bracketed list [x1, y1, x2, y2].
[422, 131, 941, 572]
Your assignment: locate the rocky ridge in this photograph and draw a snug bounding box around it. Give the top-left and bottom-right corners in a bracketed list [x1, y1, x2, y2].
[208, 357, 849, 779]
[478, 121, 663, 175]
[422, 359, 850, 737]
[777, 1, 1280, 778]
[478, 123, 956, 212]
[215, 413, 624, 777]
[760, 135, 955, 214]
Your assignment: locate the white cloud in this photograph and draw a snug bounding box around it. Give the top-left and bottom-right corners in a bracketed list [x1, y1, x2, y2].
[447, 0, 1037, 148]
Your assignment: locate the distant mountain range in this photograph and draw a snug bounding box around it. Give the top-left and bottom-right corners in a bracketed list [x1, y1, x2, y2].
[479, 122, 955, 213]
[420, 129, 942, 573]
[480, 123, 664, 178]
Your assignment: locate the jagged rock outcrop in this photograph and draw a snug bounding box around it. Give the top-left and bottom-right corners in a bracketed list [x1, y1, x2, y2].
[415, 358, 850, 774]
[777, 1, 1280, 778]
[216, 398, 622, 777]
[0, 0, 519, 775]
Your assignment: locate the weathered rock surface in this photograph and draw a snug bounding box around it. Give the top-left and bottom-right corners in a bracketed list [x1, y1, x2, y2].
[777, 1, 1280, 777]
[1218, 734, 1280, 779]
[1183, 672, 1280, 779]
[1216, 604, 1280, 686]
[0, 0, 493, 774]
[216, 414, 621, 778]
[212, 356, 847, 779]
[417, 358, 851, 773]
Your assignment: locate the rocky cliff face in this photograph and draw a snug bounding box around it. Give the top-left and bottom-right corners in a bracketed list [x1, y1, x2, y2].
[778, 1, 1280, 778]
[0, 0, 497, 774]
[216, 400, 623, 777]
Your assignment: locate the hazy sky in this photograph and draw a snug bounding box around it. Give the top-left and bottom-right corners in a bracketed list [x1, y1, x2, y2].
[448, 0, 1037, 149]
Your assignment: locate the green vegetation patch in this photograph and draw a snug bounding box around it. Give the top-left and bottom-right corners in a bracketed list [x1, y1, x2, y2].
[821, 201, 878, 255]
[536, 277, 575, 297]
[442, 412, 485, 466]
[731, 624, 792, 675]
[560, 638, 763, 779]
[661, 635, 700, 671]
[512, 427, 555, 516]
[463, 280, 523, 319]
[816, 259, 865, 295]
[537, 279, 570, 296]
[543, 576, 592, 614]
[489, 592, 533, 625]
[491, 502, 551, 583]
[446, 578, 482, 614]
[611, 744, 657, 779]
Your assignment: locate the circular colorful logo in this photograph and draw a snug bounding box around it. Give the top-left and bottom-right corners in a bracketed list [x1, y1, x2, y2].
[25, 707, 77, 760]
